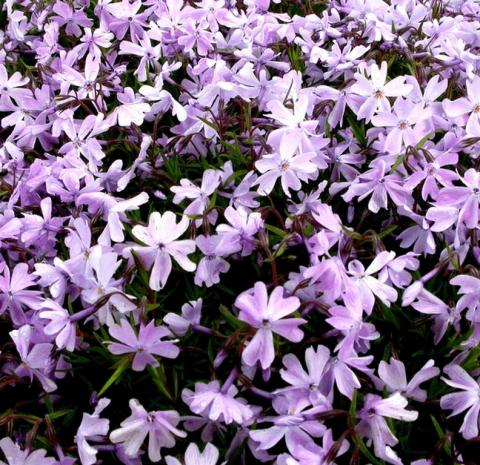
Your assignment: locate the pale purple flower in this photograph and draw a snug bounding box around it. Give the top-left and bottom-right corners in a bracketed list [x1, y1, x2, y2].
[346, 251, 398, 314]
[235, 282, 305, 369]
[20, 197, 64, 248]
[114, 88, 151, 127]
[76, 27, 114, 59]
[249, 392, 328, 454]
[182, 379, 254, 425]
[350, 62, 412, 122]
[108, 319, 179, 371]
[443, 76, 480, 134]
[165, 443, 219, 465]
[435, 168, 480, 229]
[403, 150, 459, 201]
[450, 274, 480, 323]
[9, 325, 57, 392]
[110, 399, 186, 462]
[357, 393, 418, 465]
[171, 169, 221, 220]
[277, 429, 348, 465]
[130, 211, 196, 291]
[178, 19, 214, 56]
[59, 114, 108, 169]
[266, 93, 318, 152]
[119, 35, 162, 82]
[324, 346, 374, 399]
[52, 1, 92, 37]
[342, 159, 412, 214]
[216, 206, 264, 256]
[104, 0, 148, 40]
[194, 235, 230, 287]
[164, 298, 202, 336]
[378, 358, 439, 401]
[278, 346, 330, 404]
[56, 54, 101, 101]
[76, 248, 136, 323]
[0, 438, 56, 465]
[75, 398, 111, 465]
[255, 135, 317, 197]
[0, 263, 42, 325]
[440, 365, 480, 439]
[326, 303, 379, 352]
[0, 64, 30, 106]
[410, 288, 461, 343]
[371, 98, 430, 154]
[39, 299, 77, 352]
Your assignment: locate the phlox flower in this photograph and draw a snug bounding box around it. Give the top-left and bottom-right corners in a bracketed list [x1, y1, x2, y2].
[108, 319, 179, 371]
[410, 287, 462, 343]
[0, 438, 56, 465]
[357, 393, 418, 465]
[342, 159, 412, 214]
[9, 325, 57, 392]
[235, 282, 305, 369]
[350, 61, 412, 122]
[443, 75, 480, 135]
[75, 398, 111, 465]
[435, 168, 480, 230]
[346, 251, 398, 314]
[440, 365, 480, 439]
[114, 88, 151, 127]
[0, 263, 42, 325]
[130, 211, 196, 291]
[265, 94, 318, 152]
[371, 98, 430, 154]
[278, 346, 331, 404]
[39, 299, 77, 352]
[194, 235, 230, 287]
[249, 392, 328, 454]
[165, 443, 220, 465]
[255, 134, 317, 197]
[164, 298, 202, 336]
[216, 206, 263, 256]
[182, 379, 255, 425]
[110, 399, 186, 462]
[378, 358, 439, 401]
[450, 274, 480, 322]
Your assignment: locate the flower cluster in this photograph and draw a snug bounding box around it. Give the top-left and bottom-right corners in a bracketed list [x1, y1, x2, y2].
[1, 0, 480, 464]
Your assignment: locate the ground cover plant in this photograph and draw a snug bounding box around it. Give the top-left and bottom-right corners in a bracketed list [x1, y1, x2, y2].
[1, 0, 480, 464]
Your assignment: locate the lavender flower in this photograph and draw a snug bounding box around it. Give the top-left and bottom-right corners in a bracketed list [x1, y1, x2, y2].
[0, 438, 56, 465]
[440, 365, 480, 439]
[235, 282, 305, 369]
[130, 211, 196, 291]
[108, 319, 180, 371]
[110, 399, 186, 462]
[165, 443, 220, 465]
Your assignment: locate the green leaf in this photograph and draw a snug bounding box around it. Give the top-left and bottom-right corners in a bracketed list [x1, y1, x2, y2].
[349, 389, 358, 421]
[219, 304, 244, 329]
[148, 365, 173, 401]
[98, 357, 130, 397]
[346, 113, 366, 146]
[265, 223, 287, 239]
[47, 409, 76, 421]
[378, 225, 398, 239]
[354, 431, 386, 465]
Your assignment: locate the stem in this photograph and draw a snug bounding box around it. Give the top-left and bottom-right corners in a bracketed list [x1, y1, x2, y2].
[221, 367, 239, 393]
